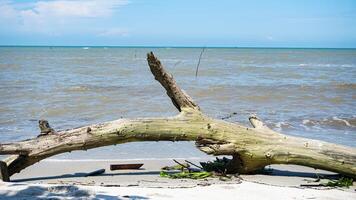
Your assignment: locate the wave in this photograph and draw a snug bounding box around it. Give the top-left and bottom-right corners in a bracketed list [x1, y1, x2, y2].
[302, 116, 356, 129]
[297, 63, 355, 68]
[65, 84, 123, 92]
[225, 63, 356, 68]
[264, 116, 355, 132]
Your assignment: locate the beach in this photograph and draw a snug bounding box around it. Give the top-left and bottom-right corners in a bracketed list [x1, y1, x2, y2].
[1, 159, 355, 199]
[1, 0, 356, 198]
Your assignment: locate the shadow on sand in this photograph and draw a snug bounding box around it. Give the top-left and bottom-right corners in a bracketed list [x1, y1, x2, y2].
[12, 170, 161, 182]
[0, 185, 149, 200]
[11, 167, 340, 184]
[258, 167, 340, 180]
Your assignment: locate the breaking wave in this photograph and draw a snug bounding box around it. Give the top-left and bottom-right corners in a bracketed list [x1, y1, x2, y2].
[302, 116, 356, 129]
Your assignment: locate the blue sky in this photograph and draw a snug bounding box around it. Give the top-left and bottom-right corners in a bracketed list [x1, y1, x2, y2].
[0, 0, 355, 47]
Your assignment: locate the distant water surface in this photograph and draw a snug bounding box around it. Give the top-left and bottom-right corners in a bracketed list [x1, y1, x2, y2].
[0, 47, 355, 160]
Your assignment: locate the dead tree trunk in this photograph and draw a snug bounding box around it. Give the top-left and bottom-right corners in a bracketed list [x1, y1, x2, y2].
[0, 52, 355, 181]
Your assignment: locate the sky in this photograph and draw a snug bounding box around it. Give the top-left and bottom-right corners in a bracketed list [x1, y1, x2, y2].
[0, 0, 355, 48]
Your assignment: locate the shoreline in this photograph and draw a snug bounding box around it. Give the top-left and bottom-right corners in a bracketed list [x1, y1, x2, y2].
[1, 159, 355, 199]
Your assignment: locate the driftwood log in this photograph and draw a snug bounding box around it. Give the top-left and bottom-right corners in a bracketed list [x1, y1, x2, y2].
[0, 52, 355, 181]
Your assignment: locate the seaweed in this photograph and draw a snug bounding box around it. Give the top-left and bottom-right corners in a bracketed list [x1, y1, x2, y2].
[323, 177, 354, 188]
[160, 158, 234, 180]
[160, 171, 212, 179]
[200, 157, 231, 174]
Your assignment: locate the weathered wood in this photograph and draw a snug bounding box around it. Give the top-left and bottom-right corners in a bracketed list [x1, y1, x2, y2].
[0, 52, 355, 179]
[38, 120, 56, 137]
[0, 161, 10, 182]
[110, 164, 144, 170]
[147, 52, 199, 111]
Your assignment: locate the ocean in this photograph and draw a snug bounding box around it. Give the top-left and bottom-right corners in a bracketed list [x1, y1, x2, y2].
[0, 47, 355, 160]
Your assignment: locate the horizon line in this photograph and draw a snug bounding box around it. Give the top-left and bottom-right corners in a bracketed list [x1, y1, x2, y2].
[0, 45, 356, 50]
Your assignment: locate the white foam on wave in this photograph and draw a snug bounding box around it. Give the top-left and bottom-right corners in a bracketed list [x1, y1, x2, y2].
[297, 63, 355, 68]
[302, 119, 310, 124]
[274, 121, 293, 129]
[302, 116, 354, 129]
[331, 116, 352, 127]
[299, 123, 310, 131]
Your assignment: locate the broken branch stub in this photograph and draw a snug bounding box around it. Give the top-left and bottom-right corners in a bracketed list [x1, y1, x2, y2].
[38, 120, 56, 137]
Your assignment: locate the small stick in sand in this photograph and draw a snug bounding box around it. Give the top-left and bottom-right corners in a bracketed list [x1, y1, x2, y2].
[300, 184, 324, 187]
[110, 163, 144, 170]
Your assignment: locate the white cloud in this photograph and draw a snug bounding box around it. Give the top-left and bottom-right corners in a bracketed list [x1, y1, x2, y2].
[27, 0, 129, 18]
[0, 0, 129, 35]
[0, 1, 18, 19]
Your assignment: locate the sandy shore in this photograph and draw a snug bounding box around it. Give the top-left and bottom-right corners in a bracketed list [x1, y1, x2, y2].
[1, 159, 355, 199]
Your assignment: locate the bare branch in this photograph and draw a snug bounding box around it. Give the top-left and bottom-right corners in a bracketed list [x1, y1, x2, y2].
[147, 52, 199, 111]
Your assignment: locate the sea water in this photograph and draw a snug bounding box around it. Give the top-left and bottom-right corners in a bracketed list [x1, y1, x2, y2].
[0, 47, 355, 160]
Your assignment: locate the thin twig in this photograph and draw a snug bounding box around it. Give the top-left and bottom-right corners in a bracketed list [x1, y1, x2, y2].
[173, 61, 181, 67]
[195, 47, 205, 78]
[173, 159, 190, 172]
[185, 160, 203, 169]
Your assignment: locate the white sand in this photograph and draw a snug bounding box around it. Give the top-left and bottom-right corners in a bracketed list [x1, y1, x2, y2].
[1, 181, 355, 200]
[1, 159, 355, 199]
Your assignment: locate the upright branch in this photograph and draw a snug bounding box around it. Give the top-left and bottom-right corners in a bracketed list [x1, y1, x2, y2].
[147, 52, 199, 111]
[195, 47, 205, 78]
[0, 52, 355, 181]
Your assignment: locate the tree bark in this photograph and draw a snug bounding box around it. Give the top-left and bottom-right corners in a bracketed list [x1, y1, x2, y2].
[0, 52, 355, 181]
